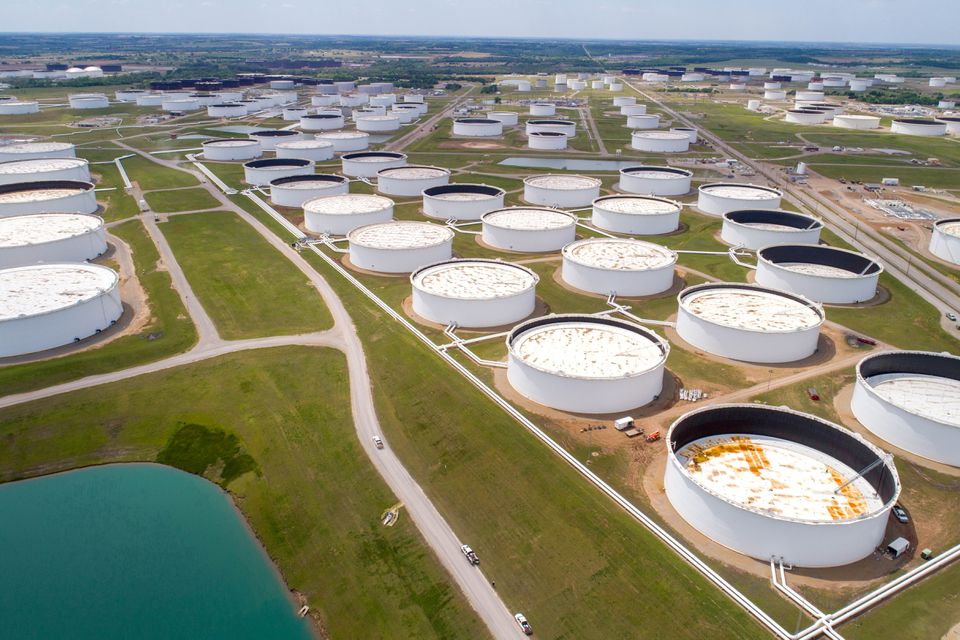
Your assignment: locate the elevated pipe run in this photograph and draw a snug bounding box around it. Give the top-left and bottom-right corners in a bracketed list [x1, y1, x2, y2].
[186, 155, 238, 194]
[113, 153, 135, 189]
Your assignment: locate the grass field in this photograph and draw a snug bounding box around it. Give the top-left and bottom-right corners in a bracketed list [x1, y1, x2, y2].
[144, 187, 221, 213]
[160, 211, 333, 339]
[0, 347, 487, 639]
[121, 154, 200, 190]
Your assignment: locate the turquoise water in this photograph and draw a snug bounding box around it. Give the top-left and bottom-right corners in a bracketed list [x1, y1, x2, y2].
[499, 157, 641, 171]
[0, 464, 311, 640]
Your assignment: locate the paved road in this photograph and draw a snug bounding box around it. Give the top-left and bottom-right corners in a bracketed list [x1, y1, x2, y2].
[386, 85, 477, 152]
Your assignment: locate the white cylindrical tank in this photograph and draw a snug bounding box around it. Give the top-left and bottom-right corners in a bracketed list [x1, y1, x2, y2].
[795, 90, 825, 102]
[422, 184, 505, 221]
[270, 80, 295, 90]
[697, 183, 782, 216]
[303, 193, 393, 235]
[834, 114, 881, 130]
[929, 218, 960, 264]
[0, 142, 76, 163]
[591, 80, 604, 90]
[312, 94, 339, 107]
[0, 262, 123, 357]
[353, 105, 386, 119]
[562, 238, 676, 297]
[613, 96, 637, 107]
[481, 207, 577, 253]
[0, 157, 90, 186]
[746, 99, 762, 111]
[929, 77, 947, 88]
[115, 89, 145, 102]
[485, 111, 519, 126]
[215, 91, 243, 103]
[523, 174, 601, 208]
[764, 90, 787, 100]
[0, 180, 97, 217]
[808, 81, 824, 90]
[281, 107, 308, 121]
[729, 83, 746, 92]
[201, 138, 262, 161]
[665, 404, 900, 567]
[0, 213, 106, 268]
[348, 220, 454, 273]
[785, 109, 827, 125]
[275, 139, 335, 162]
[207, 103, 247, 117]
[529, 103, 556, 117]
[68, 94, 109, 109]
[626, 114, 660, 129]
[242, 158, 314, 186]
[402, 94, 424, 104]
[608, 83, 623, 91]
[670, 127, 698, 143]
[591, 195, 681, 235]
[755, 244, 883, 304]
[300, 113, 345, 131]
[852, 350, 960, 466]
[376, 165, 450, 197]
[316, 131, 370, 152]
[891, 119, 947, 137]
[527, 131, 568, 150]
[764, 82, 781, 90]
[270, 174, 349, 208]
[506, 314, 669, 414]
[676, 283, 823, 363]
[526, 119, 576, 137]
[0, 101, 39, 115]
[452, 118, 504, 137]
[369, 95, 396, 107]
[631, 131, 690, 153]
[340, 151, 406, 178]
[721, 209, 823, 249]
[162, 97, 200, 112]
[620, 104, 648, 116]
[411, 259, 538, 328]
[249, 129, 301, 151]
[356, 115, 401, 132]
[619, 166, 692, 196]
[135, 93, 165, 107]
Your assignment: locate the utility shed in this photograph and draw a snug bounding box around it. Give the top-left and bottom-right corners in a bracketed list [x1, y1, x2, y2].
[887, 537, 910, 558]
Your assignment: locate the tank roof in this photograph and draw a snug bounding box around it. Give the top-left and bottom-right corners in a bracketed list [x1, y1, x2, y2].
[0, 184, 90, 203]
[348, 220, 452, 249]
[866, 373, 960, 427]
[304, 193, 392, 214]
[483, 207, 576, 230]
[0, 213, 102, 247]
[0, 142, 74, 154]
[275, 139, 333, 149]
[317, 131, 369, 139]
[423, 184, 503, 200]
[203, 138, 259, 147]
[412, 259, 537, 300]
[378, 166, 449, 180]
[563, 238, 676, 271]
[0, 158, 87, 175]
[701, 184, 782, 199]
[524, 174, 601, 190]
[594, 195, 681, 215]
[758, 244, 882, 277]
[621, 166, 692, 178]
[0, 263, 117, 321]
[631, 131, 689, 140]
[681, 285, 822, 332]
[935, 219, 960, 238]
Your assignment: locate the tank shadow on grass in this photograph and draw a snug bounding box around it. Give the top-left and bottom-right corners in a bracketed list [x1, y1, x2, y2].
[156, 422, 258, 487]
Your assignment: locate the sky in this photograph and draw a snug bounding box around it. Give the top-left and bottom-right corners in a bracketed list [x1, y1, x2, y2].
[3, 0, 959, 45]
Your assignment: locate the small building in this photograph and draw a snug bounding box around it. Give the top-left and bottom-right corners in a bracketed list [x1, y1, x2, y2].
[881, 178, 899, 186]
[887, 537, 910, 559]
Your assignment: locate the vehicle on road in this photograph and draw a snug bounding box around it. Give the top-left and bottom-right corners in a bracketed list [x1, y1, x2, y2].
[460, 544, 480, 565]
[372, 436, 384, 449]
[893, 505, 909, 524]
[947, 312, 957, 322]
[515, 613, 533, 635]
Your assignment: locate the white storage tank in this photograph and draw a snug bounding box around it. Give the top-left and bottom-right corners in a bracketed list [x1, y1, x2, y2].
[834, 114, 881, 130]
[242, 158, 314, 186]
[115, 89, 145, 102]
[523, 174, 601, 208]
[481, 207, 577, 253]
[676, 282, 823, 363]
[485, 111, 519, 126]
[626, 114, 660, 129]
[619, 166, 692, 196]
[891, 118, 947, 137]
[0, 157, 90, 186]
[0, 142, 76, 163]
[795, 90, 825, 102]
[608, 83, 623, 92]
[697, 183, 782, 216]
[275, 139, 335, 162]
[201, 138, 262, 161]
[249, 129, 301, 151]
[0, 262, 123, 357]
[562, 237, 676, 296]
[506, 314, 669, 414]
[356, 114, 401, 132]
[613, 96, 637, 107]
[312, 94, 339, 107]
[270, 174, 349, 208]
[721, 209, 823, 249]
[670, 127, 698, 143]
[763, 90, 787, 100]
[300, 113, 345, 131]
[529, 103, 557, 117]
[348, 220, 454, 273]
[270, 79, 295, 90]
[621, 104, 648, 116]
[303, 193, 393, 235]
[591, 195, 682, 235]
[526, 119, 576, 137]
[785, 109, 827, 125]
[755, 244, 882, 304]
[422, 184, 505, 221]
[0, 101, 39, 115]
[729, 83, 746, 92]
[665, 404, 900, 567]
[316, 131, 370, 152]
[852, 350, 960, 466]
[340, 151, 406, 178]
[0, 180, 97, 217]
[452, 118, 504, 137]
[591, 80, 604, 90]
[69, 94, 109, 109]
[631, 131, 690, 153]
[377, 165, 450, 197]
[929, 218, 960, 265]
[929, 77, 947, 88]
[161, 97, 200, 112]
[764, 82, 782, 90]
[528, 131, 568, 150]
[215, 91, 243, 103]
[0, 213, 106, 268]
[746, 99, 762, 111]
[411, 259, 538, 328]
[281, 107, 308, 121]
[402, 94, 424, 104]
[207, 103, 247, 117]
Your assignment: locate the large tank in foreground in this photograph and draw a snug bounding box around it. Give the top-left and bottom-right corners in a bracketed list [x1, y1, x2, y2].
[0, 180, 97, 217]
[0, 213, 106, 268]
[755, 244, 882, 304]
[348, 220, 453, 273]
[481, 207, 577, 253]
[591, 195, 682, 235]
[422, 184, 505, 221]
[561, 238, 677, 297]
[0, 158, 90, 186]
[721, 209, 823, 249]
[929, 218, 960, 265]
[619, 166, 692, 196]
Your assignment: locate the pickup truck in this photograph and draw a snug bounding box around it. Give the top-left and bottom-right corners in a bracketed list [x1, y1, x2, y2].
[460, 544, 480, 565]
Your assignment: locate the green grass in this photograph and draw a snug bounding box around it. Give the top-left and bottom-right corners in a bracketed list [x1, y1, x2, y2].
[160, 211, 333, 339]
[0, 348, 487, 639]
[809, 164, 960, 191]
[120, 154, 200, 190]
[144, 188, 220, 213]
[0, 219, 196, 396]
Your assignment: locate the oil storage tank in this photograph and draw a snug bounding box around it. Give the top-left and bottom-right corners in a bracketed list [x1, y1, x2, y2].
[529, 103, 556, 116]
[626, 114, 660, 129]
[528, 131, 568, 150]
[0, 142, 76, 162]
[275, 139, 335, 162]
[721, 209, 822, 249]
[249, 129, 301, 151]
[665, 404, 900, 567]
[410, 259, 538, 328]
[526, 119, 576, 137]
[68, 93, 109, 109]
[481, 207, 577, 252]
[270, 174, 349, 208]
[0, 180, 97, 217]
[891, 119, 947, 137]
[486, 111, 519, 126]
[506, 314, 669, 414]
[452, 118, 504, 137]
[561, 238, 676, 296]
[523, 174, 600, 208]
[201, 138, 262, 161]
[0, 101, 39, 115]
[242, 158, 314, 186]
[851, 350, 960, 466]
[422, 184, 505, 221]
[347, 220, 453, 273]
[303, 193, 393, 235]
[631, 131, 690, 153]
[316, 131, 370, 152]
[929, 218, 960, 264]
[207, 103, 247, 118]
[698, 183, 782, 216]
[377, 166, 450, 196]
[300, 113, 345, 131]
[0, 157, 90, 186]
[0, 212, 106, 268]
[834, 114, 881, 130]
[355, 114, 400, 132]
[619, 166, 692, 196]
[755, 244, 882, 304]
[591, 195, 682, 235]
[341, 151, 406, 178]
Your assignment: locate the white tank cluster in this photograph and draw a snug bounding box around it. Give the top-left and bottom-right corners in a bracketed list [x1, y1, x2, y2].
[348, 220, 454, 273]
[0, 142, 76, 162]
[341, 151, 406, 178]
[697, 183, 782, 216]
[202, 138, 262, 161]
[561, 238, 677, 297]
[249, 129, 301, 151]
[528, 131, 568, 150]
[665, 404, 900, 567]
[300, 113, 345, 131]
[356, 114, 401, 132]
[410, 259, 538, 328]
[0, 180, 97, 217]
[270, 174, 349, 208]
[377, 165, 450, 196]
[626, 114, 660, 130]
[242, 158, 314, 186]
[676, 283, 824, 363]
[833, 114, 881, 130]
[0, 262, 123, 357]
[523, 174, 600, 208]
[619, 166, 692, 196]
[0, 100, 40, 115]
[591, 195, 682, 235]
[526, 119, 577, 137]
[0, 157, 90, 185]
[422, 184, 505, 220]
[891, 119, 947, 137]
[936, 117, 960, 136]
[852, 350, 960, 467]
[529, 103, 556, 117]
[755, 244, 882, 304]
[68, 93, 109, 109]
[275, 139, 335, 162]
[303, 193, 394, 235]
[481, 207, 577, 253]
[208, 103, 247, 117]
[929, 218, 960, 264]
[506, 314, 669, 414]
[452, 118, 504, 137]
[0, 213, 106, 268]
[631, 131, 690, 153]
[721, 209, 823, 249]
[316, 131, 370, 152]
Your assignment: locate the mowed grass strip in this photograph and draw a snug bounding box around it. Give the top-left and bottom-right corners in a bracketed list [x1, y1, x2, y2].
[145, 188, 220, 213]
[0, 347, 486, 639]
[121, 154, 200, 190]
[161, 211, 333, 338]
